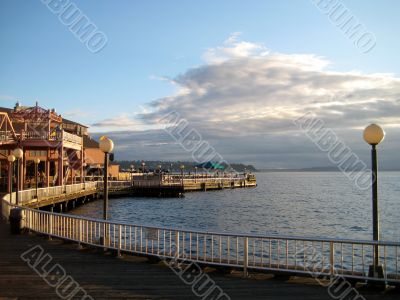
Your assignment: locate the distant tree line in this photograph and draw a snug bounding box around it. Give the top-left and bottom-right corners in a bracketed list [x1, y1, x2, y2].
[114, 160, 257, 173]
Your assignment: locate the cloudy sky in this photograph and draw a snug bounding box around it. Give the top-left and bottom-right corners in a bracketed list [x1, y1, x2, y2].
[1, 1, 400, 168]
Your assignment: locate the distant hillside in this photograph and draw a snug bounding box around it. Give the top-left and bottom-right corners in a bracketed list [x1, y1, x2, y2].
[259, 166, 400, 172]
[115, 160, 257, 172]
[259, 166, 339, 172]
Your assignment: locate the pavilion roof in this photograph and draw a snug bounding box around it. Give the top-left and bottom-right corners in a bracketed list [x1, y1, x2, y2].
[10, 102, 62, 123]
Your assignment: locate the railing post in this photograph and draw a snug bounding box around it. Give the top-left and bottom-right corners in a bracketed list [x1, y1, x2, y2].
[48, 214, 53, 240]
[102, 223, 107, 248]
[244, 237, 248, 277]
[330, 241, 335, 278]
[118, 225, 122, 256]
[78, 218, 82, 248]
[175, 231, 180, 259]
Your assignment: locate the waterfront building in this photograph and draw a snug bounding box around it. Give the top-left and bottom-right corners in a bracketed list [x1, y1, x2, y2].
[0, 102, 119, 193]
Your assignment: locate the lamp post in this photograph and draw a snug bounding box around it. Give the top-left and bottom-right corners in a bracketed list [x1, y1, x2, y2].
[180, 165, 185, 186]
[169, 163, 173, 183]
[141, 161, 145, 174]
[129, 164, 134, 185]
[363, 124, 385, 278]
[13, 148, 23, 205]
[34, 158, 40, 200]
[100, 136, 114, 220]
[7, 154, 15, 204]
[195, 166, 198, 182]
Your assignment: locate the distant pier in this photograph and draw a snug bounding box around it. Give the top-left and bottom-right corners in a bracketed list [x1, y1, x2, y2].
[9, 173, 257, 212]
[130, 173, 257, 196]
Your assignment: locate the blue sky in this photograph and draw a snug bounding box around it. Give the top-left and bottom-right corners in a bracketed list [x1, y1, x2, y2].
[1, 0, 400, 168]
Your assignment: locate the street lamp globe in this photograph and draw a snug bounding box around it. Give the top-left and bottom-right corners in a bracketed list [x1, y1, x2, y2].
[34, 158, 41, 164]
[180, 165, 185, 170]
[363, 124, 385, 146]
[99, 136, 114, 153]
[7, 154, 15, 162]
[13, 148, 23, 159]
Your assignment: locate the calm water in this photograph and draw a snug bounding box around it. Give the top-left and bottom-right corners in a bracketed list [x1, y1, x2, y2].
[71, 172, 400, 241]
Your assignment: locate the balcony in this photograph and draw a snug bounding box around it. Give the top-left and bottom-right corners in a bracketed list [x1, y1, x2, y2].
[0, 130, 83, 150]
[0, 131, 16, 142]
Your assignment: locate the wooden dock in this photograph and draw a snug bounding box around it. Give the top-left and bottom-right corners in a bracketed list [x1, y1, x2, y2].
[131, 173, 257, 196]
[10, 174, 257, 211]
[1, 221, 397, 300]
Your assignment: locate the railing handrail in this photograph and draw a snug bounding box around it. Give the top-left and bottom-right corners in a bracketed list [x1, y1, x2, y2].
[62, 130, 83, 145]
[20, 206, 400, 246]
[2, 184, 399, 246]
[1, 187, 399, 284]
[1, 194, 396, 246]
[11, 181, 130, 204]
[10, 129, 83, 146]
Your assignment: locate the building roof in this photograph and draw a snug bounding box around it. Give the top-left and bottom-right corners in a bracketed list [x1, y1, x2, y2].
[195, 161, 225, 170]
[0, 105, 88, 128]
[62, 117, 89, 128]
[0, 107, 12, 114]
[83, 135, 99, 148]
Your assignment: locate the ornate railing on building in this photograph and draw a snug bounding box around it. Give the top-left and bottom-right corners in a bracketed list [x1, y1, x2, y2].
[0, 131, 16, 141]
[62, 130, 83, 145]
[1, 130, 84, 146]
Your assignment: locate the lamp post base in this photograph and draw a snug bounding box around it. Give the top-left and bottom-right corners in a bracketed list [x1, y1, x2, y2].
[367, 265, 386, 289]
[99, 236, 108, 247]
[368, 264, 384, 278]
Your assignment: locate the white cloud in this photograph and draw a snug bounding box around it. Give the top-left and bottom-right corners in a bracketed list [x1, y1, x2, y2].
[141, 35, 400, 135]
[203, 33, 269, 64]
[0, 94, 16, 101]
[96, 35, 400, 168]
[63, 109, 94, 119]
[91, 114, 143, 131]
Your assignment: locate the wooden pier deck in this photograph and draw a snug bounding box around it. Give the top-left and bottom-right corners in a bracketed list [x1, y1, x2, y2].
[132, 173, 257, 196]
[1, 222, 398, 300]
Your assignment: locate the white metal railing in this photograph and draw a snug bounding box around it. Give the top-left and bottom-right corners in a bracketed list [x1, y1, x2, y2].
[5, 181, 130, 206]
[20, 131, 61, 141]
[15, 182, 98, 205]
[0, 130, 15, 141]
[17, 208, 400, 284]
[133, 180, 168, 187]
[1, 185, 399, 284]
[105, 181, 131, 188]
[18, 130, 82, 145]
[62, 130, 82, 145]
[132, 175, 254, 187]
[1, 193, 16, 221]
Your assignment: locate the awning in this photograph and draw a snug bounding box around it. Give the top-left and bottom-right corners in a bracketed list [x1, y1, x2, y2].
[195, 162, 225, 170]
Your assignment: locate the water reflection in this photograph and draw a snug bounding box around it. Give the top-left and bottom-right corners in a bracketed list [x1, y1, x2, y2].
[70, 172, 400, 241]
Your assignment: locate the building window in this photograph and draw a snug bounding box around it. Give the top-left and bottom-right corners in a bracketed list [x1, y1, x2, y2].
[29, 150, 47, 157]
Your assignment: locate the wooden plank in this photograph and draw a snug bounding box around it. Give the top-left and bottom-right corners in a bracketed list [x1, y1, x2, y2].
[0, 222, 367, 300]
